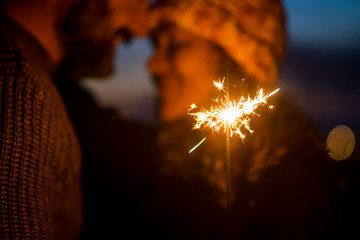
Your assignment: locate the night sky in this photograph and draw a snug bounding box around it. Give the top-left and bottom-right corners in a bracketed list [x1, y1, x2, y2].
[280, 0, 360, 134]
[82, 0, 360, 135]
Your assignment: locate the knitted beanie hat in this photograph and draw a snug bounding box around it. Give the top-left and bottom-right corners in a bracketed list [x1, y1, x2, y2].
[150, 0, 286, 85]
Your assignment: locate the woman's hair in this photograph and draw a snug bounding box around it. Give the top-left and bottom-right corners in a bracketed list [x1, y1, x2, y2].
[150, 0, 287, 86]
[212, 43, 258, 94]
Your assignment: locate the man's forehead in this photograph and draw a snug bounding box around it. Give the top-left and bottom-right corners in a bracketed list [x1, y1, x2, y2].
[109, 0, 148, 11]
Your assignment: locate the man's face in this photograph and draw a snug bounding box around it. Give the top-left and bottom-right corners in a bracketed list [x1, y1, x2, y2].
[61, 0, 148, 79]
[148, 25, 222, 122]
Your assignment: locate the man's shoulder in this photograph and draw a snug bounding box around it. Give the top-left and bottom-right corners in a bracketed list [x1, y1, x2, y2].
[0, 35, 22, 67]
[0, 14, 55, 78]
[0, 39, 41, 89]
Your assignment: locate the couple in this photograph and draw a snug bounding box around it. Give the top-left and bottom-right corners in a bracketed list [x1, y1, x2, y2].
[70, 1, 333, 239]
[0, 0, 333, 239]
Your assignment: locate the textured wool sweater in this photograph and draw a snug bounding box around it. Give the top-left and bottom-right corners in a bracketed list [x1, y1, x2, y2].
[0, 15, 83, 239]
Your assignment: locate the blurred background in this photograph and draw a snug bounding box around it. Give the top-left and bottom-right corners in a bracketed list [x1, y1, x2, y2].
[81, 0, 360, 136]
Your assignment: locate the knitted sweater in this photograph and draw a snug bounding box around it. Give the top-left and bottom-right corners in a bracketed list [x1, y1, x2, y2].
[0, 15, 83, 239]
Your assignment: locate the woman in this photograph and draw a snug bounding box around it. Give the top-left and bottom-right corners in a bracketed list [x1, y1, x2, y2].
[147, 0, 334, 239]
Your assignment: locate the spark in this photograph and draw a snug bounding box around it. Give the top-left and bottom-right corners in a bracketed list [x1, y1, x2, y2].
[213, 78, 225, 91]
[189, 79, 279, 139]
[188, 137, 207, 153]
[189, 103, 197, 110]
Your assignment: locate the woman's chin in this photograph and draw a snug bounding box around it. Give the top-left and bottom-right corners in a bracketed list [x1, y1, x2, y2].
[160, 106, 187, 123]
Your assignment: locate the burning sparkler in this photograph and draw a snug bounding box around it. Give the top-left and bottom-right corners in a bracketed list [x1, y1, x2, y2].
[189, 80, 279, 139]
[188, 73, 279, 211]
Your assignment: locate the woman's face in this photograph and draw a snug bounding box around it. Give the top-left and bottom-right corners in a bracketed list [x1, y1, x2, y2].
[148, 26, 222, 122]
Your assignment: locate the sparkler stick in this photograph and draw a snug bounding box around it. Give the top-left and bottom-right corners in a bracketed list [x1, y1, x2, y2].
[188, 74, 279, 212]
[225, 70, 231, 212]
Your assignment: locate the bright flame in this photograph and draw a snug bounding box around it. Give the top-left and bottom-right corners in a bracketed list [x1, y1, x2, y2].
[189, 79, 279, 139]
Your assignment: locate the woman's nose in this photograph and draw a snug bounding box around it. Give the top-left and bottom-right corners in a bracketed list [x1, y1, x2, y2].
[147, 48, 169, 75]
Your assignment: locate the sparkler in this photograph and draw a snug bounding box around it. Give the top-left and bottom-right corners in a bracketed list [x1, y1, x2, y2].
[189, 81, 279, 139]
[188, 72, 279, 212]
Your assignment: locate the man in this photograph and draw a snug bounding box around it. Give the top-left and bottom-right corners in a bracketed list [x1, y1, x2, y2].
[58, 0, 148, 81]
[54, 1, 159, 238]
[0, 0, 83, 239]
[0, 0, 150, 239]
